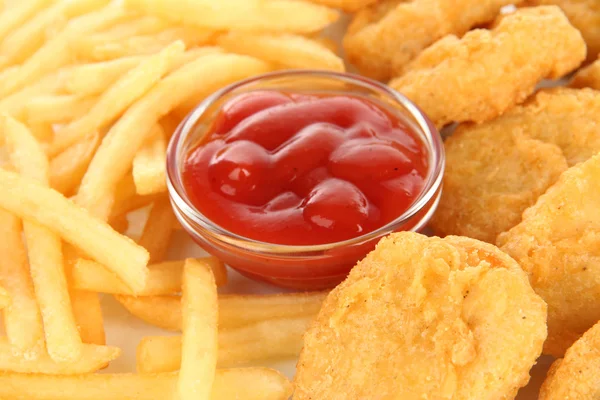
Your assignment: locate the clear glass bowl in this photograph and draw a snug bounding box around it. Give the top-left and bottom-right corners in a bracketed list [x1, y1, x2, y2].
[166, 70, 444, 290]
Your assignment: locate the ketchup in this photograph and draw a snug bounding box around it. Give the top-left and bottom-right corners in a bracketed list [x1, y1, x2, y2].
[182, 90, 429, 246]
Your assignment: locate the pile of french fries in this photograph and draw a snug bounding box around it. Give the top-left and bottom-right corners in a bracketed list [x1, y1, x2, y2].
[0, 0, 364, 397]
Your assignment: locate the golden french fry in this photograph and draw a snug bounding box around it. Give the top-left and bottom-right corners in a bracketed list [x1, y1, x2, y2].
[4, 115, 82, 362]
[217, 32, 344, 71]
[0, 0, 54, 42]
[0, 2, 125, 97]
[71, 289, 106, 345]
[52, 40, 186, 156]
[109, 213, 129, 233]
[27, 122, 54, 143]
[73, 257, 227, 295]
[0, 285, 9, 309]
[50, 132, 101, 197]
[117, 291, 326, 331]
[138, 197, 176, 263]
[26, 94, 96, 125]
[303, 0, 377, 12]
[132, 124, 167, 195]
[76, 27, 214, 61]
[125, 0, 338, 33]
[0, 0, 109, 68]
[137, 316, 312, 373]
[0, 169, 150, 293]
[110, 171, 160, 219]
[0, 209, 44, 353]
[76, 53, 270, 219]
[178, 259, 218, 400]
[0, 337, 119, 374]
[0, 368, 293, 400]
[89, 15, 171, 41]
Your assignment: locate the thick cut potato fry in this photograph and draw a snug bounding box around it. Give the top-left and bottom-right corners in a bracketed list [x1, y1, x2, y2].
[0, 3, 127, 98]
[0, 337, 119, 374]
[0, 169, 150, 293]
[4, 115, 82, 362]
[76, 27, 215, 61]
[217, 32, 344, 71]
[0, 0, 109, 69]
[50, 133, 101, 197]
[138, 316, 312, 373]
[138, 197, 176, 263]
[76, 53, 270, 218]
[178, 259, 218, 400]
[0, 369, 292, 400]
[52, 40, 185, 157]
[0, 209, 44, 353]
[125, 0, 338, 33]
[132, 125, 167, 195]
[117, 291, 326, 331]
[0, 285, 9, 309]
[73, 257, 227, 295]
[26, 95, 96, 125]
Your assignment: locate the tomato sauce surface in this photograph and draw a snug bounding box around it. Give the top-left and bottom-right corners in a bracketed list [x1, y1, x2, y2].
[182, 90, 429, 246]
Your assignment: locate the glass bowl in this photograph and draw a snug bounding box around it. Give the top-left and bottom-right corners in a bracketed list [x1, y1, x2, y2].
[166, 70, 444, 290]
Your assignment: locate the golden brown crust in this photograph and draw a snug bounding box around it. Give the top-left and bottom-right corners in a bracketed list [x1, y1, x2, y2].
[539, 321, 600, 399]
[498, 154, 600, 356]
[430, 88, 600, 243]
[294, 232, 547, 400]
[389, 7, 586, 128]
[571, 57, 600, 90]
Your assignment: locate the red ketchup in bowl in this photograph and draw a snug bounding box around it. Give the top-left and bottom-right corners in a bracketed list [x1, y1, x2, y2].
[181, 90, 429, 246]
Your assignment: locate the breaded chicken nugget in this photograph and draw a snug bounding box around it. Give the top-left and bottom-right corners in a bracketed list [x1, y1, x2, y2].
[389, 6, 586, 128]
[538, 321, 600, 399]
[498, 154, 600, 357]
[294, 232, 547, 400]
[571, 56, 600, 90]
[525, 0, 600, 62]
[431, 88, 600, 243]
[343, 0, 521, 81]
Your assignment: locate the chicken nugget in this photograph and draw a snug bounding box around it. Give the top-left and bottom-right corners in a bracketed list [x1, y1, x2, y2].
[389, 6, 586, 128]
[538, 321, 600, 399]
[343, 0, 521, 81]
[525, 0, 600, 62]
[294, 232, 547, 400]
[498, 153, 600, 357]
[430, 88, 600, 243]
[571, 56, 600, 90]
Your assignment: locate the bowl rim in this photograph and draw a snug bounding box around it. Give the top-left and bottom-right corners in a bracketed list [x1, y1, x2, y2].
[166, 69, 445, 255]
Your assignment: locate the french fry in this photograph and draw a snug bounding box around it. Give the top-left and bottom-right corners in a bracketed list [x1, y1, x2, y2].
[178, 259, 218, 400]
[0, 368, 293, 400]
[75, 53, 270, 219]
[0, 285, 9, 309]
[217, 32, 344, 71]
[0, 209, 44, 353]
[0, 169, 150, 293]
[110, 171, 159, 219]
[109, 213, 129, 233]
[138, 197, 176, 263]
[137, 316, 312, 373]
[0, 337, 119, 374]
[303, 0, 377, 12]
[124, 0, 338, 33]
[0, 0, 54, 43]
[90, 15, 171, 41]
[4, 116, 82, 362]
[70, 289, 106, 345]
[51, 40, 186, 156]
[76, 27, 214, 61]
[73, 257, 227, 295]
[26, 95, 96, 125]
[50, 132, 101, 197]
[116, 291, 326, 331]
[27, 122, 54, 143]
[0, 2, 125, 97]
[132, 124, 167, 195]
[0, 0, 109, 68]
[65, 47, 223, 97]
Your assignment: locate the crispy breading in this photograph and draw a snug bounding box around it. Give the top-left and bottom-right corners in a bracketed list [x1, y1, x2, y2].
[571, 56, 600, 90]
[431, 88, 600, 243]
[498, 153, 600, 357]
[539, 321, 600, 399]
[343, 0, 520, 81]
[389, 6, 586, 128]
[525, 0, 600, 62]
[294, 232, 547, 400]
